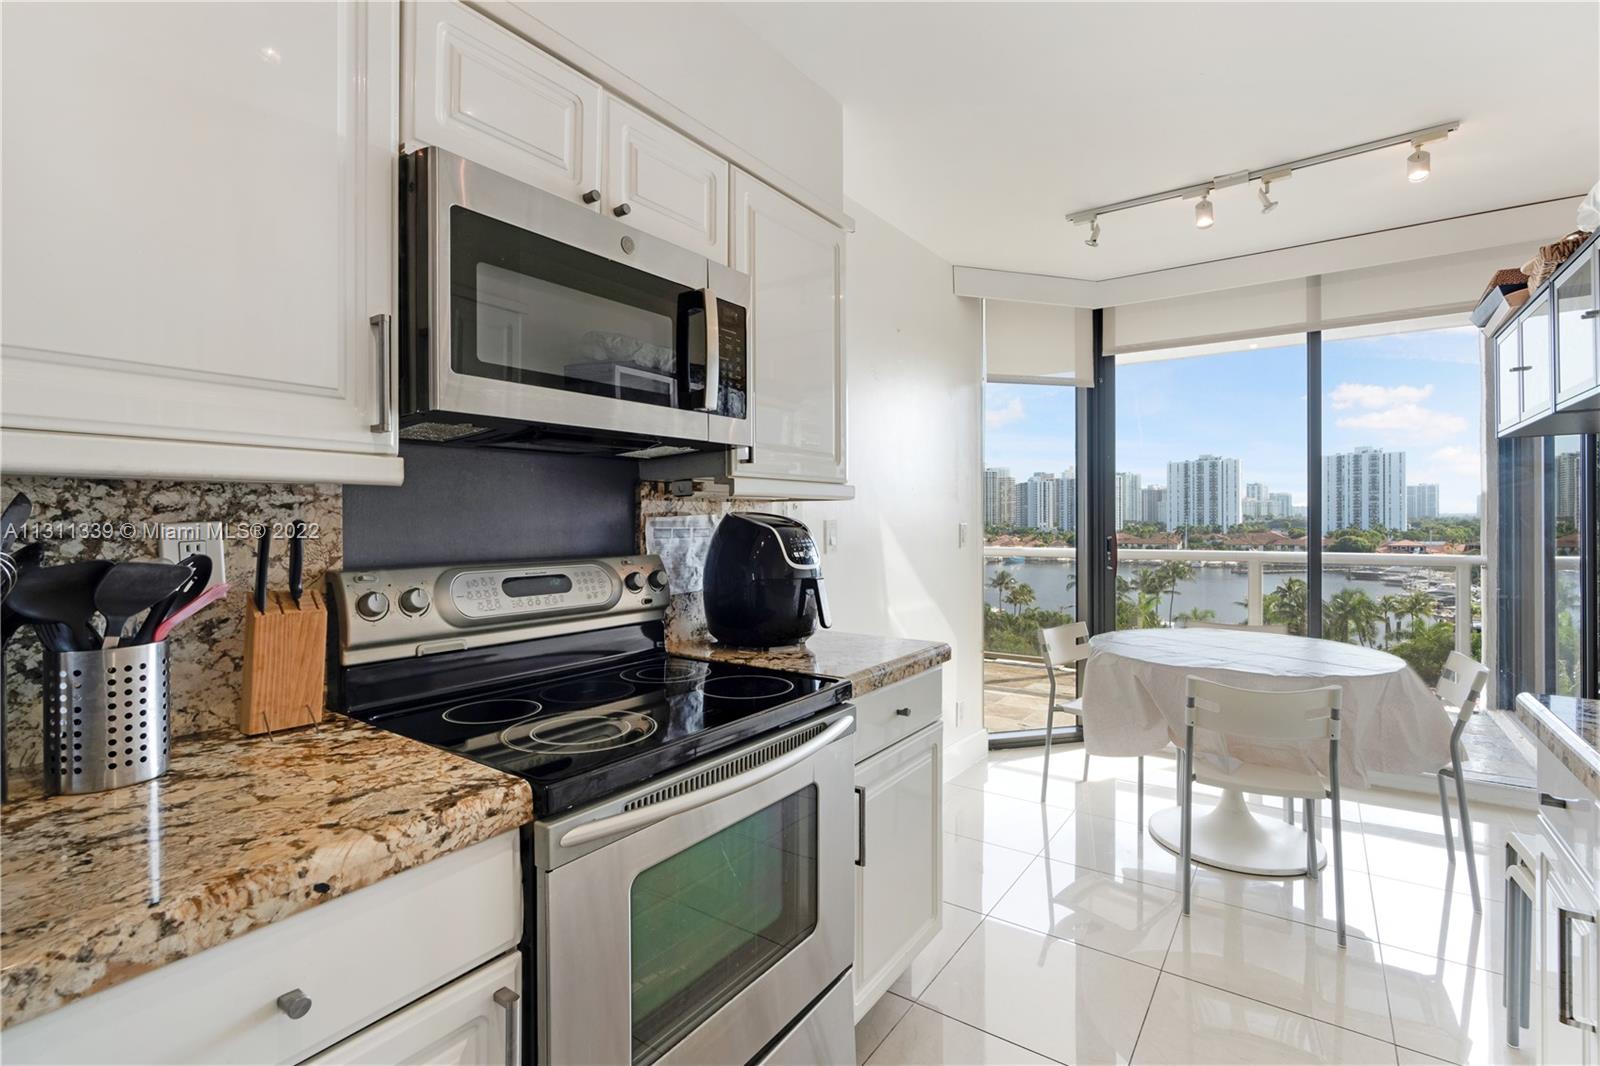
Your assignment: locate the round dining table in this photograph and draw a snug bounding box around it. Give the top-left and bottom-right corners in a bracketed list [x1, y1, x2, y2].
[1078, 627, 1453, 876]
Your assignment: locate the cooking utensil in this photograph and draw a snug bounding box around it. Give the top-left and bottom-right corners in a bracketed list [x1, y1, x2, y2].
[8, 559, 113, 651]
[287, 519, 305, 606]
[95, 561, 190, 649]
[254, 525, 272, 613]
[133, 554, 211, 644]
[152, 582, 229, 643]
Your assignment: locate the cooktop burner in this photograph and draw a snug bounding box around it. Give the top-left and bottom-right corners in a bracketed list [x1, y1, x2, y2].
[351, 650, 849, 816]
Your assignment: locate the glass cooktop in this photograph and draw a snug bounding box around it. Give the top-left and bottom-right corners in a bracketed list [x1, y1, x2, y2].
[357, 652, 848, 816]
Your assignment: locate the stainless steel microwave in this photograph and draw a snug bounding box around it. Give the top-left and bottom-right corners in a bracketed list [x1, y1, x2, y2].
[399, 148, 752, 457]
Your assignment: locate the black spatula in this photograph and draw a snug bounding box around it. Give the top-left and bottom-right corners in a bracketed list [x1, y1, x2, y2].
[8, 559, 114, 651]
[95, 561, 190, 649]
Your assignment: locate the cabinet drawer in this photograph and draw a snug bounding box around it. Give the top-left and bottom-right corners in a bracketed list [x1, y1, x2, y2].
[852, 668, 943, 764]
[1538, 741, 1600, 885]
[2, 833, 521, 1065]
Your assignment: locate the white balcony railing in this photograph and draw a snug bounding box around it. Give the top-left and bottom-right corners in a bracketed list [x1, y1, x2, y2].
[982, 545, 1488, 656]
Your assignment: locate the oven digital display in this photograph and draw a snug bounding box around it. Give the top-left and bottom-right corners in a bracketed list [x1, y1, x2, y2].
[502, 574, 573, 598]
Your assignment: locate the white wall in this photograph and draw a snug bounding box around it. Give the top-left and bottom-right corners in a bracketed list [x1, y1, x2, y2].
[797, 203, 986, 773]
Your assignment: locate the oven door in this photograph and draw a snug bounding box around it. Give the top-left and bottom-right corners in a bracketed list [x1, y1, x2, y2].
[408, 148, 751, 448]
[535, 710, 855, 1066]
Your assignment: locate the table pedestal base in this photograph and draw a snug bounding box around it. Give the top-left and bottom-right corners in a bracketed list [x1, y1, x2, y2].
[1148, 788, 1325, 877]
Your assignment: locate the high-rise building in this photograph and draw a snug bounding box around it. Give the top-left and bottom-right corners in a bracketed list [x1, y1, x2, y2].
[1405, 483, 1440, 525]
[1243, 482, 1267, 519]
[1114, 472, 1142, 530]
[1166, 454, 1241, 531]
[1267, 492, 1294, 519]
[983, 467, 1016, 528]
[1020, 472, 1060, 531]
[1057, 467, 1077, 531]
[1556, 452, 1581, 522]
[1141, 485, 1167, 527]
[1324, 446, 1405, 531]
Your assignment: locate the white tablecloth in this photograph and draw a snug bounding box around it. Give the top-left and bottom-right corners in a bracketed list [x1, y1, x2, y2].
[1079, 629, 1453, 787]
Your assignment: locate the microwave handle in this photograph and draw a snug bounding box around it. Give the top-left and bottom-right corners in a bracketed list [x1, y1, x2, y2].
[699, 288, 719, 413]
[559, 716, 853, 848]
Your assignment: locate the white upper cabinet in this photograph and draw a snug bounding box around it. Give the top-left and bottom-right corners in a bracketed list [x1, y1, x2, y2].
[1556, 245, 1599, 407]
[0, 1, 402, 484]
[730, 170, 849, 489]
[605, 97, 729, 262]
[404, 1, 602, 207]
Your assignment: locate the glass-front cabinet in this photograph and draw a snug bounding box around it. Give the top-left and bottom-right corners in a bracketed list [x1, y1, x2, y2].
[1557, 247, 1599, 406]
[1520, 292, 1556, 424]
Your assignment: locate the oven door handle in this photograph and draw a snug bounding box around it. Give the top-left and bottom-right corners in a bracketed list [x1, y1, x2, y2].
[558, 716, 854, 848]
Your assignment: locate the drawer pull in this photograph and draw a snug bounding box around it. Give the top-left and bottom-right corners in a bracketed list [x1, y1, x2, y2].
[854, 785, 867, 868]
[1540, 792, 1571, 810]
[895, 707, 911, 717]
[493, 986, 520, 1066]
[275, 988, 312, 1020]
[1559, 908, 1599, 1033]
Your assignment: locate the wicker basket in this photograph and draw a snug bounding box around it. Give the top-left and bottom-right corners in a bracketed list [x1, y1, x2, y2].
[1523, 230, 1591, 289]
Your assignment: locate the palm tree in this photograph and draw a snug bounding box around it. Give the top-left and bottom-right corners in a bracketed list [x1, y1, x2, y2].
[1003, 582, 1035, 616]
[1378, 594, 1405, 643]
[1176, 607, 1216, 625]
[1154, 560, 1196, 625]
[988, 568, 1016, 610]
[1396, 590, 1436, 637]
[1326, 588, 1382, 646]
[1263, 578, 1309, 636]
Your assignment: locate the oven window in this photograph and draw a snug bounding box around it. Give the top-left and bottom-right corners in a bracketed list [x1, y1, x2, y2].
[629, 785, 818, 1065]
[450, 206, 687, 408]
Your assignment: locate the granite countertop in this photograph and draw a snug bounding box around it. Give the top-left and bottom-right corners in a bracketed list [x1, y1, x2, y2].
[1512, 692, 1600, 800]
[0, 716, 533, 1030]
[670, 629, 951, 695]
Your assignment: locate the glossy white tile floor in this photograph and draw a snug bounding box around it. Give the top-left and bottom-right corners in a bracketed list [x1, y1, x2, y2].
[855, 746, 1543, 1066]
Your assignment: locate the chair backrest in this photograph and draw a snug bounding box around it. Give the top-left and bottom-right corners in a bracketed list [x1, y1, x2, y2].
[1181, 620, 1290, 635]
[1185, 676, 1340, 741]
[1039, 621, 1090, 669]
[1436, 650, 1489, 722]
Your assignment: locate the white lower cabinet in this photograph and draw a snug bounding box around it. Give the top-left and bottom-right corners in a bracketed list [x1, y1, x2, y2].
[851, 671, 943, 1020]
[307, 951, 521, 1066]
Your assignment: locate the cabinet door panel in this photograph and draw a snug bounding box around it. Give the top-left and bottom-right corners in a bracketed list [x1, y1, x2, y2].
[607, 97, 728, 261]
[854, 724, 942, 1019]
[1557, 250, 1599, 405]
[731, 170, 847, 484]
[405, 2, 601, 206]
[1520, 292, 1555, 422]
[0, 1, 396, 462]
[1497, 328, 1523, 433]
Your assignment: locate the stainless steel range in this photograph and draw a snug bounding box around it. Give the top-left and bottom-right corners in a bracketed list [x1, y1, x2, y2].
[328, 555, 857, 1066]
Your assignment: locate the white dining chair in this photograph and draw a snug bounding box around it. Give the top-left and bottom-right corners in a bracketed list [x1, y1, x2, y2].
[1434, 650, 1491, 911]
[1039, 622, 1142, 804]
[1179, 676, 1349, 946]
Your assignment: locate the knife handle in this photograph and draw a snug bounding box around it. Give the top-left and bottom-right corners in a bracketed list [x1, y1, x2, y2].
[254, 526, 272, 614]
[288, 520, 305, 606]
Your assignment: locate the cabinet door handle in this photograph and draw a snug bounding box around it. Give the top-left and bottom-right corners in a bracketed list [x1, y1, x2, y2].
[1581, 308, 1599, 320]
[1508, 365, 1531, 373]
[895, 707, 911, 717]
[1558, 908, 1598, 1032]
[369, 313, 392, 434]
[854, 785, 867, 867]
[493, 986, 520, 1066]
[275, 988, 312, 1020]
[582, 189, 601, 205]
[613, 203, 632, 218]
[1540, 792, 1571, 809]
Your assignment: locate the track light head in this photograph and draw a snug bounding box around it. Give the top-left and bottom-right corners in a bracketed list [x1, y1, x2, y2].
[1194, 192, 1215, 229]
[1085, 217, 1100, 248]
[1257, 180, 1278, 214]
[1406, 144, 1431, 183]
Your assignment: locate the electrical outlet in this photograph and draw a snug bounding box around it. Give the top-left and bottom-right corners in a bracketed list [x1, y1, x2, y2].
[957, 521, 969, 548]
[159, 521, 226, 589]
[955, 699, 965, 727]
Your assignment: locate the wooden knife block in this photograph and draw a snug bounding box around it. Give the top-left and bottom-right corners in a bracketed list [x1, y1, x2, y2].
[240, 590, 327, 736]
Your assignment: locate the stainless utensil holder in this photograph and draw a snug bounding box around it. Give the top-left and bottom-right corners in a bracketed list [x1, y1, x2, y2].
[44, 642, 171, 795]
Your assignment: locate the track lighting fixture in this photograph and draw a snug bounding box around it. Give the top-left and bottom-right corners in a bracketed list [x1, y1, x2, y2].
[1407, 143, 1431, 183]
[1064, 120, 1458, 237]
[1257, 180, 1278, 214]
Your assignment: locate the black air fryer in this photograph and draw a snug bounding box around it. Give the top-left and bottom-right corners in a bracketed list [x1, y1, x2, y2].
[703, 513, 831, 648]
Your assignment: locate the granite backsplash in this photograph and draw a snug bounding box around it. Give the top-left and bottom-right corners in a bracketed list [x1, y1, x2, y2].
[0, 477, 342, 778]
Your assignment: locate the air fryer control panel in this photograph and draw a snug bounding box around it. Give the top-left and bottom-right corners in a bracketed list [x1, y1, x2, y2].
[331, 555, 669, 665]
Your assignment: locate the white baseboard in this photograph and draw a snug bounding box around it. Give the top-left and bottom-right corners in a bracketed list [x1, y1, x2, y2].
[943, 727, 990, 781]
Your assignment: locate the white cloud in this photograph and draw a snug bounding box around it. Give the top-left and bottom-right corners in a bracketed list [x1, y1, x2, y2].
[985, 396, 1025, 429]
[1335, 403, 1467, 440]
[1426, 444, 1482, 479]
[1328, 382, 1435, 410]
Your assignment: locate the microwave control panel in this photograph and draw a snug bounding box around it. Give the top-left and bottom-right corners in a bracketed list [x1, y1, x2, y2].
[715, 298, 748, 414]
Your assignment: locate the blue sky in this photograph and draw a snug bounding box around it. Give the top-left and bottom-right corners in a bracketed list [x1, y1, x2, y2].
[984, 326, 1482, 515]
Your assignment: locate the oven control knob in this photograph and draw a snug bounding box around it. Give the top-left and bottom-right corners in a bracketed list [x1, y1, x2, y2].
[648, 569, 669, 591]
[399, 587, 431, 616]
[356, 591, 390, 622]
[624, 571, 646, 592]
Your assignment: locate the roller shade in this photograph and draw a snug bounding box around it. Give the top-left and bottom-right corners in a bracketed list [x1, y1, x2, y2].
[984, 299, 1094, 384]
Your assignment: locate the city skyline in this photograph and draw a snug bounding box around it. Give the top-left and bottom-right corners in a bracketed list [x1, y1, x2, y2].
[983, 326, 1483, 515]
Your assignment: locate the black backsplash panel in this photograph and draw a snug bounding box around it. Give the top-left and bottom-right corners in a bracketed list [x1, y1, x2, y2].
[343, 444, 638, 568]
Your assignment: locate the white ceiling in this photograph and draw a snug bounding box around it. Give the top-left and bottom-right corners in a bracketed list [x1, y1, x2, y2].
[728, 2, 1598, 281]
